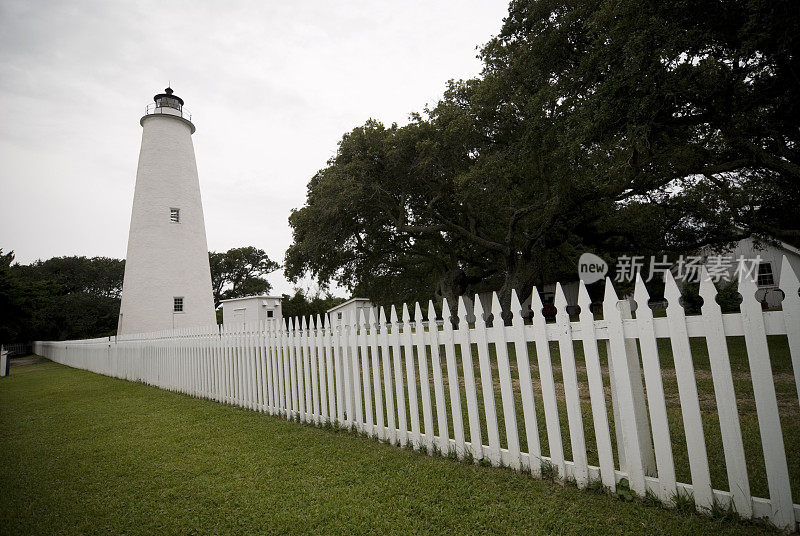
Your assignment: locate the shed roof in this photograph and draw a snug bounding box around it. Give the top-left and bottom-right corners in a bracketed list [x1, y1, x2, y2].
[326, 297, 372, 314]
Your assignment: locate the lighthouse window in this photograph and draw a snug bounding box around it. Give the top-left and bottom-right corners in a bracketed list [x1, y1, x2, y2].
[173, 297, 184, 312]
[170, 208, 180, 223]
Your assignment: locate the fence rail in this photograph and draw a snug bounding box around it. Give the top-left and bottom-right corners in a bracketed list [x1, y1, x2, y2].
[36, 260, 800, 531]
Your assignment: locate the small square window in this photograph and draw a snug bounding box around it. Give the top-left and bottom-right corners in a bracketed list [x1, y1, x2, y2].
[170, 208, 180, 223]
[173, 297, 184, 312]
[267, 310, 274, 318]
[757, 262, 774, 286]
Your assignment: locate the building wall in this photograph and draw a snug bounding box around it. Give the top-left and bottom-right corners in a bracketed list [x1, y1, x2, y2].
[221, 297, 282, 327]
[118, 112, 216, 334]
[329, 300, 376, 326]
[705, 237, 800, 308]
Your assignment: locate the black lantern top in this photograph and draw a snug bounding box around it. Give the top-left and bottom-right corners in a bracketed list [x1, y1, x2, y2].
[153, 87, 184, 110]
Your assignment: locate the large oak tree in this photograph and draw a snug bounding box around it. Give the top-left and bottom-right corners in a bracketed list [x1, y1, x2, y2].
[287, 0, 799, 307]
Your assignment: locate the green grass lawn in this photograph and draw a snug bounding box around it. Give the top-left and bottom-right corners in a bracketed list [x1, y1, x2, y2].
[0, 359, 781, 535]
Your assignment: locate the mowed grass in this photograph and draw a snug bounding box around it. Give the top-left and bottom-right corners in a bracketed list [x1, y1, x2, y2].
[0, 360, 779, 535]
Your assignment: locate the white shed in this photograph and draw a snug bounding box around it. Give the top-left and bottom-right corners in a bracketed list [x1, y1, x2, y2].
[701, 236, 800, 308]
[220, 295, 283, 327]
[327, 298, 375, 326]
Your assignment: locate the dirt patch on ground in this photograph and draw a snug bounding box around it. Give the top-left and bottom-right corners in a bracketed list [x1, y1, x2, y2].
[9, 355, 48, 368]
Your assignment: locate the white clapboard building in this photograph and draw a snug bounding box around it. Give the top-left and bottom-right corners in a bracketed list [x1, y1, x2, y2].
[700, 236, 800, 308]
[327, 298, 376, 325]
[220, 295, 283, 327]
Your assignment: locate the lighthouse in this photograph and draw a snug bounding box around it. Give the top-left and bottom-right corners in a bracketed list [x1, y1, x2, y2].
[117, 87, 216, 335]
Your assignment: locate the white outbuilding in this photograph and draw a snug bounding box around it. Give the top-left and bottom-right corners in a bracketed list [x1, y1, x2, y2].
[327, 298, 375, 325]
[700, 236, 800, 308]
[220, 295, 283, 327]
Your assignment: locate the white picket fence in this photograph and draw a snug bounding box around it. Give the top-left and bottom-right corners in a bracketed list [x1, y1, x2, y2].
[35, 261, 800, 531]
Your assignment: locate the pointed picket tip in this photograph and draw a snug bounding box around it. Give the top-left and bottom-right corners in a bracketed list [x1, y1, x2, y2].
[390, 304, 399, 323]
[531, 286, 543, 310]
[316, 314, 323, 329]
[602, 277, 620, 311]
[358, 307, 367, 327]
[457, 295, 469, 320]
[578, 280, 592, 309]
[401, 303, 411, 322]
[427, 300, 437, 323]
[367, 306, 376, 326]
[698, 265, 718, 302]
[473, 293, 486, 324]
[414, 301, 424, 325]
[510, 289, 522, 314]
[324, 313, 332, 330]
[633, 272, 650, 304]
[779, 255, 799, 296]
[490, 291, 503, 318]
[663, 269, 683, 307]
[441, 298, 453, 325]
[379, 306, 387, 325]
[554, 282, 568, 310]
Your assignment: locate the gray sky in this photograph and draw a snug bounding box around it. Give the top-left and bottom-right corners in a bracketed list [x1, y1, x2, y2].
[0, 0, 509, 295]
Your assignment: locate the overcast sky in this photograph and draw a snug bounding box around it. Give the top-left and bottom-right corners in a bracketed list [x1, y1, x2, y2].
[0, 0, 509, 295]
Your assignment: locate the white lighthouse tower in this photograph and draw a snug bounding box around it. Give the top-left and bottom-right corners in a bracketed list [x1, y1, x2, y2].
[117, 87, 216, 335]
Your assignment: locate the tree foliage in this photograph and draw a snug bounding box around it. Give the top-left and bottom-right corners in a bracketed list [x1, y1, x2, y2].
[2, 246, 278, 342]
[209, 247, 280, 307]
[1, 252, 125, 343]
[286, 0, 800, 306]
[280, 289, 345, 325]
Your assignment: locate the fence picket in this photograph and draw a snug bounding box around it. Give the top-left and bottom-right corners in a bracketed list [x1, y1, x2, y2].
[473, 297, 501, 466]
[343, 311, 356, 429]
[531, 287, 565, 479]
[603, 279, 646, 495]
[358, 309, 374, 436]
[697, 268, 751, 515]
[324, 314, 337, 422]
[664, 272, 713, 511]
[509, 290, 542, 476]
[779, 256, 800, 410]
[379, 307, 397, 445]
[390, 306, 408, 446]
[414, 302, 435, 451]
[738, 263, 794, 530]
[576, 283, 614, 490]
[554, 284, 588, 487]
[490, 293, 520, 470]
[427, 300, 450, 454]
[314, 315, 329, 423]
[332, 314, 345, 424]
[368, 308, 385, 440]
[442, 299, 465, 458]
[632, 275, 676, 502]
[402, 304, 421, 449]
[309, 316, 321, 424]
[457, 296, 483, 461]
